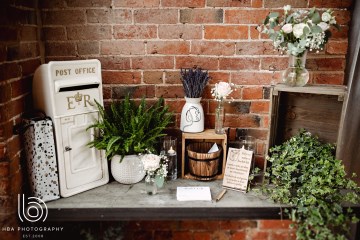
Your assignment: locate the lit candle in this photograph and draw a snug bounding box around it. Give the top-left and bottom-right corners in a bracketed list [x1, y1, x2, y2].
[168, 146, 175, 155]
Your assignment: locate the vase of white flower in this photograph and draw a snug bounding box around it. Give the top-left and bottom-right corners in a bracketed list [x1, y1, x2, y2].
[211, 82, 234, 134]
[141, 153, 168, 195]
[258, 5, 338, 87]
[283, 51, 309, 87]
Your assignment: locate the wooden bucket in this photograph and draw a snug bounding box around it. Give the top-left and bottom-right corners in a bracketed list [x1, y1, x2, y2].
[187, 142, 222, 181]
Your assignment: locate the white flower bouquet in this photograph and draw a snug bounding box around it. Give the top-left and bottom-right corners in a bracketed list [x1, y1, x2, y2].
[141, 153, 168, 188]
[258, 5, 338, 57]
[211, 82, 234, 102]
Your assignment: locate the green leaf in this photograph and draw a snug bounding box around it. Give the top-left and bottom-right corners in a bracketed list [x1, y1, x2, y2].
[311, 12, 321, 24]
[311, 25, 323, 34]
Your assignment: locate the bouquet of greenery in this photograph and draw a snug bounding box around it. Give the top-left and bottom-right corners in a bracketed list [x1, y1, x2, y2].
[258, 5, 338, 56]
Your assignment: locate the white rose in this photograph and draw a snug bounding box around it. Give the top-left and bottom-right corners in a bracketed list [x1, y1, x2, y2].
[141, 154, 161, 172]
[318, 22, 329, 31]
[214, 82, 233, 99]
[293, 23, 307, 38]
[281, 23, 293, 33]
[322, 12, 332, 22]
[284, 5, 291, 13]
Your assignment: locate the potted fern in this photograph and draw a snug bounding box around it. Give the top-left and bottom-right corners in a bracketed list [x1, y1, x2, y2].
[88, 95, 173, 184]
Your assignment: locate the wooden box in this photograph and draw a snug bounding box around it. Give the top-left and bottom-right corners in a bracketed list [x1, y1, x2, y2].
[181, 129, 227, 180]
[267, 84, 347, 161]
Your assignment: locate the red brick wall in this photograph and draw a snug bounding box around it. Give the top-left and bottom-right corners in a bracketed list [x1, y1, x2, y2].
[0, 0, 353, 239]
[0, 0, 42, 239]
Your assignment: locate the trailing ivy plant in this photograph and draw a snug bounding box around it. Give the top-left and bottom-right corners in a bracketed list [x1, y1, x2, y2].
[87, 95, 173, 161]
[264, 130, 360, 240]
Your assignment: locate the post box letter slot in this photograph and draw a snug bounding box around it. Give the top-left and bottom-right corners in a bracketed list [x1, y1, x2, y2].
[59, 83, 99, 92]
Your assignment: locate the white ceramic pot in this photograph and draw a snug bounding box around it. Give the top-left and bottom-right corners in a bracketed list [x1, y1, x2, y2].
[111, 155, 145, 184]
[180, 97, 204, 133]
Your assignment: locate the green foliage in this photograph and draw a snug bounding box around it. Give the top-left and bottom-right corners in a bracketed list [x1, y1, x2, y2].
[87, 95, 173, 161]
[264, 130, 360, 240]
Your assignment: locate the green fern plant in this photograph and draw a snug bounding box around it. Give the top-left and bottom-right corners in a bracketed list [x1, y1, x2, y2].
[87, 95, 173, 161]
[264, 130, 360, 240]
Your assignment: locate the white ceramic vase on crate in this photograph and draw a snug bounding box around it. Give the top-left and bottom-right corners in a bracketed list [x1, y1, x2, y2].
[111, 155, 145, 184]
[180, 97, 204, 133]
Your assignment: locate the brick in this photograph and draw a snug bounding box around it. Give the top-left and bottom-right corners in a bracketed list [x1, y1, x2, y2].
[0, 84, 11, 104]
[309, 0, 352, 8]
[219, 58, 260, 70]
[271, 231, 297, 240]
[191, 41, 235, 56]
[45, 42, 76, 56]
[10, 77, 31, 98]
[102, 71, 141, 84]
[231, 72, 281, 85]
[154, 230, 172, 240]
[0, 26, 18, 42]
[312, 72, 344, 85]
[250, 26, 261, 40]
[248, 230, 270, 240]
[132, 56, 174, 70]
[159, 25, 202, 40]
[250, 101, 269, 113]
[0, 121, 13, 140]
[0, 45, 6, 62]
[39, 0, 65, 8]
[20, 58, 41, 76]
[156, 85, 185, 98]
[262, 115, 270, 128]
[147, 41, 190, 55]
[207, 0, 251, 7]
[6, 136, 21, 160]
[306, 58, 345, 71]
[245, 129, 268, 141]
[0, 146, 7, 165]
[86, 9, 131, 24]
[204, 26, 248, 40]
[225, 10, 268, 24]
[67, 26, 112, 40]
[180, 9, 223, 24]
[66, 0, 111, 7]
[172, 231, 192, 240]
[264, 0, 307, 8]
[332, 10, 351, 25]
[144, 71, 163, 84]
[134, 9, 178, 24]
[20, 26, 37, 41]
[0, 63, 21, 82]
[260, 220, 293, 229]
[243, 87, 263, 100]
[162, 0, 205, 7]
[208, 72, 230, 83]
[252, 0, 263, 8]
[114, 25, 157, 39]
[41, 10, 86, 25]
[261, 57, 288, 71]
[219, 101, 250, 114]
[230, 231, 246, 240]
[326, 40, 348, 55]
[42, 27, 66, 41]
[165, 71, 181, 84]
[236, 41, 275, 55]
[0, 179, 9, 195]
[179, 220, 219, 230]
[98, 57, 131, 70]
[112, 85, 155, 99]
[330, 25, 348, 39]
[222, 115, 261, 128]
[101, 41, 145, 55]
[77, 41, 100, 55]
[102, 86, 112, 99]
[193, 232, 211, 240]
[165, 99, 185, 113]
[7, 43, 39, 61]
[113, 0, 159, 7]
[175, 56, 218, 70]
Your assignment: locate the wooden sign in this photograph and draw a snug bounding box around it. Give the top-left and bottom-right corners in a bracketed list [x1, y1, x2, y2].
[222, 147, 253, 192]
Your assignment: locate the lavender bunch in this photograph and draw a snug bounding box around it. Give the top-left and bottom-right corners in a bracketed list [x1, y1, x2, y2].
[180, 68, 210, 98]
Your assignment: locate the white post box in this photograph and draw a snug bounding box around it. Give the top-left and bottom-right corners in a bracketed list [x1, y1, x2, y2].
[33, 59, 109, 197]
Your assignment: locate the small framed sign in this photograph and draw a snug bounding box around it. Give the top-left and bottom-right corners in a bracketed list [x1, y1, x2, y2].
[222, 147, 253, 192]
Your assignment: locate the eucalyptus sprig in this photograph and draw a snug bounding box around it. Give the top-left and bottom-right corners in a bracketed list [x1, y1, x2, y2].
[264, 130, 360, 240]
[180, 68, 210, 98]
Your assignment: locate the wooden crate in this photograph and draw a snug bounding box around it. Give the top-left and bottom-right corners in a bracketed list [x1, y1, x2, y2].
[267, 84, 347, 161]
[181, 129, 227, 180]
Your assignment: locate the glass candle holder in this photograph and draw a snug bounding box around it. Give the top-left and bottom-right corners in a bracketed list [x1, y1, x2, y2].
[161, 136, 177, 180]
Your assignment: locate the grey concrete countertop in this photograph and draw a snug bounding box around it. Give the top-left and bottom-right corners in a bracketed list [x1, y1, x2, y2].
[45, 179, 285, 221]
